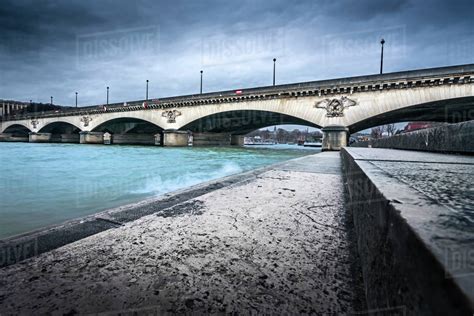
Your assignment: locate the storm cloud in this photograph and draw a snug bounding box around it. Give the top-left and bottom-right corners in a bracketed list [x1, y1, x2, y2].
[0, 0, 473, 106]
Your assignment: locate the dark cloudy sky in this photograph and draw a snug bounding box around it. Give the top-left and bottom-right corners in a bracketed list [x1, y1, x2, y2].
[0, 0, 473, 107]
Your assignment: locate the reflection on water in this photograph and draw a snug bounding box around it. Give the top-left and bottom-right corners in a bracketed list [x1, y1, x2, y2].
[0, 143, 319, 238]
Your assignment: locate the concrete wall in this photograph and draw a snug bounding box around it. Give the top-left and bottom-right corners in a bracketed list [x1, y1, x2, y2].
[341, 148, 472, 314]
[192, 133, 230, 146]
[0, 133, 28, 142]
[352, 121, 474, 154]
[112, 134, 156, 145]
[60, 134, 80, 143]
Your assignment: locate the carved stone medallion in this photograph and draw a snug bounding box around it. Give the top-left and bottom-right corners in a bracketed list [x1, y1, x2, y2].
[162, 110, 182, 123]
[80, 115, 92, 127]
[31, 119, 39, 129]
[314, 96, 357, 117]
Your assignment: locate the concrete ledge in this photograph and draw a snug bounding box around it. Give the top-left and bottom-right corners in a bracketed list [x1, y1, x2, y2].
[351, 121, 474, 154]
[341, 148, 473, 314]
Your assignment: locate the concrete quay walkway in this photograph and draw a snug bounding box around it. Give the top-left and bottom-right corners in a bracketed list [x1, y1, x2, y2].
[0, 152, 365, 315]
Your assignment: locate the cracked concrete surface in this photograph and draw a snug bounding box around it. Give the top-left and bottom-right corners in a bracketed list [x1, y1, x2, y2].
[0, 152, 365, 314]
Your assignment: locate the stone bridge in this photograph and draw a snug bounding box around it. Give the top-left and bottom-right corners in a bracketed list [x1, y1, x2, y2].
[1, 64, 473, 150]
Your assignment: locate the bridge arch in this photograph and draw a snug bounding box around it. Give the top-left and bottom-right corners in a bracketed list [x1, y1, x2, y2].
[90, 117, 164, 134]
[38, 121, 82, 134]
[179, 110, 321, 135]
[90, 117, 164, 145]
[1, 124, 31, 136]
[348, 96, 474, 133]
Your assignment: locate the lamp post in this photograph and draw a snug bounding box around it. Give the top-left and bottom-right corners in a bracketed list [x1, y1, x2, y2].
[50, 96, 53, 106]
[106, 86, 109, 105]
[146, 80, 149, 101]
[380, 38, 385, 75]
[273, 58, 276, 86]
[200, 70, 203, 94]
[75, 92, 78, 108]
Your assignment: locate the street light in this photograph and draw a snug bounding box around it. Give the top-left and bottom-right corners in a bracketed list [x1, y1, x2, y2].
[30, 99, 34, 116]
[380, 38, 385, 74]
[200, 70, 203, 94]
[75, 92, 78, 108]
[106, 86, 109, 105]
[146, 80, 149, 101]
[273, 58, 276, 86]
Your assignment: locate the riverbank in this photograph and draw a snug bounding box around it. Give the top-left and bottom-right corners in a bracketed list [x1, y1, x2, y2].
[0, 152, 366, 314]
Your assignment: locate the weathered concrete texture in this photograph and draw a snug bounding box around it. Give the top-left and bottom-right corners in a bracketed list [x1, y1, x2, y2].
[352, 120, 474, 154]
[322, 125, 349, 151]
[0, 152, 366, 314]
[342, 147, 474, 315]
[79, 131, 104, 144]
[28, 132, 52, 143]
[163, 130, 189, 147]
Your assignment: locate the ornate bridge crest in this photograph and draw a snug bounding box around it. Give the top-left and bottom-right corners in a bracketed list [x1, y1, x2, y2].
[162, 110, 182, 123]
[315, 96, 357, 117]
[80, 115, 92, 127]
[31, 119, 39, 129]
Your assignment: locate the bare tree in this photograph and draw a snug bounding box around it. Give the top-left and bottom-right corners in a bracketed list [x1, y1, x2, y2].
[371, 126, 384, 139]
[385, 123, 397, 136]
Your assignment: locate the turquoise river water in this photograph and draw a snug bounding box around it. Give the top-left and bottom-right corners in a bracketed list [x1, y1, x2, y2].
[0, 142, 319, 239]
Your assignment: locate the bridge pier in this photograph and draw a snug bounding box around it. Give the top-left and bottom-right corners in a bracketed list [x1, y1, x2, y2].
[163, 130, 190, 147]
[29, 132, 52, 143]
[322, 125, 349, 151]
[79, 131, 104, 144]
[192, 132, 230, 146]
[231, 135, 245, 146]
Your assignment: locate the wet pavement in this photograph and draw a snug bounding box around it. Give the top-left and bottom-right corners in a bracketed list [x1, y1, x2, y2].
[0, 152, 366, 314]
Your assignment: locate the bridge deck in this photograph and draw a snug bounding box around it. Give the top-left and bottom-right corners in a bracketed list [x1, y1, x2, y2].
[2, 63, 474, 121]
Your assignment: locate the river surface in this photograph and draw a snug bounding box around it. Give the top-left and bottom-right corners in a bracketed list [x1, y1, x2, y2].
[0, 142, 319, 239]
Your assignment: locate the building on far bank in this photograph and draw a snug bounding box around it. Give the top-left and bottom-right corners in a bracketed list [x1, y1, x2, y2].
[403, 122, 446, 133]
[0, 100, 29, 117]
